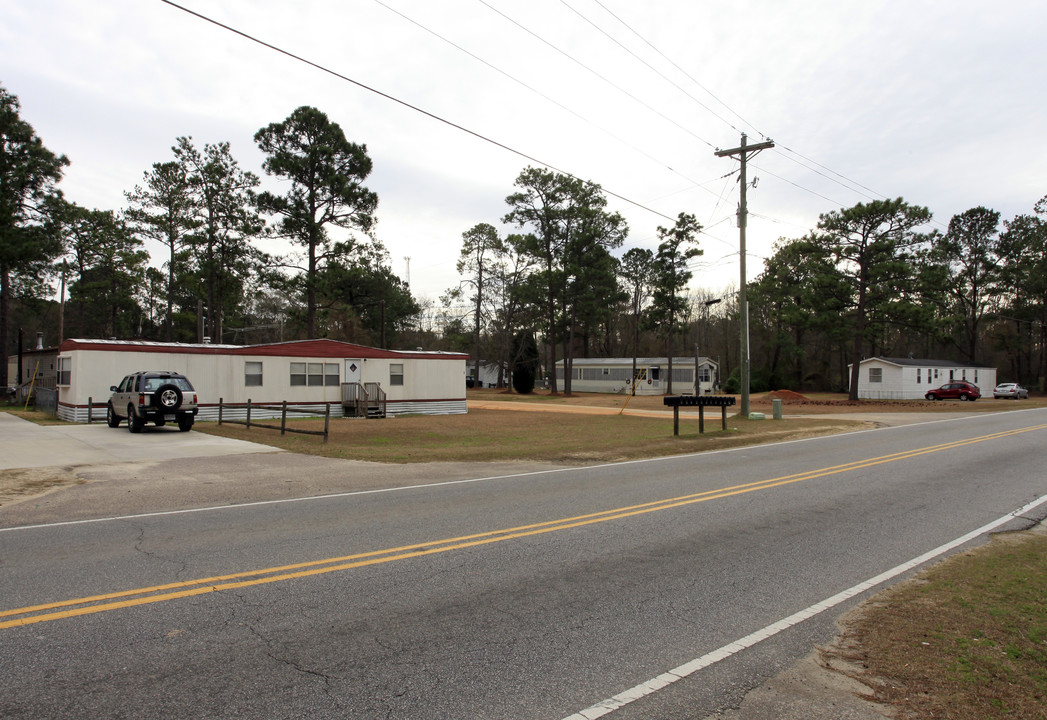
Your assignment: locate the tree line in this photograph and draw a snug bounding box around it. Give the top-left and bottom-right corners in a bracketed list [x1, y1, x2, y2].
[4, 81, 1045, 397]
[443, 181, 1046, 398]
[1, 86, 418, 388]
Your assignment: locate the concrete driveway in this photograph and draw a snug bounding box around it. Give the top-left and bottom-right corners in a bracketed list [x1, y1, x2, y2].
[0, 413, 282, 471]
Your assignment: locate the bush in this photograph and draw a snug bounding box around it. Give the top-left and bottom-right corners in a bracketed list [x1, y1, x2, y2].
[511, 331, 540, 394]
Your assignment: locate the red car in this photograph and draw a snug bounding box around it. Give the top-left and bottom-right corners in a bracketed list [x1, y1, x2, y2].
[925, 381, 980, 401]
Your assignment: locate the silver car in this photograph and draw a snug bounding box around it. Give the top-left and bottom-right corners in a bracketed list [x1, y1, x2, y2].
[107, 371, 199, 432]
[993, 382, 1029, 399]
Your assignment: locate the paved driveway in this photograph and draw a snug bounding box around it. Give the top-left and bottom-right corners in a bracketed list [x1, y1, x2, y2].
[0, 413, 282, 471]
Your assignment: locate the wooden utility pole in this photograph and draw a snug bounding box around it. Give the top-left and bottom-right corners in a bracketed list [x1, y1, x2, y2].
[715, 133, 774, 417]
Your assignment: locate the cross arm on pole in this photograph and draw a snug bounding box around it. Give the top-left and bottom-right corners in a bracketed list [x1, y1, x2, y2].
[714, 139, 775, 157]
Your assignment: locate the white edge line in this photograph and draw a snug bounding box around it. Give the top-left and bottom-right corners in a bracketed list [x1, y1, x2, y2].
[0, 410, 1037, 533]
[558, 494, 1047, 720]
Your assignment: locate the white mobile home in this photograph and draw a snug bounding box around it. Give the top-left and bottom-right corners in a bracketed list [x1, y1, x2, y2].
[554, 357, 719, 396]
[849, 356, 996, 400]
[55, 338, 468, 422]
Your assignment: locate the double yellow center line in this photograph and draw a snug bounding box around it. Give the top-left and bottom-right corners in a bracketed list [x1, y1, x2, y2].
[3, 424, 1043, 630]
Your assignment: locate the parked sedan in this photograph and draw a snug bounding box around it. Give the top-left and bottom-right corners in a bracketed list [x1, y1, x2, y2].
[925, 381, 981, 401]
[993, 382, 1029, 399]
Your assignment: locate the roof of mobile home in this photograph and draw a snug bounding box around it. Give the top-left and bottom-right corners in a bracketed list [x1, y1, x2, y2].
[60, 338, 468, 360]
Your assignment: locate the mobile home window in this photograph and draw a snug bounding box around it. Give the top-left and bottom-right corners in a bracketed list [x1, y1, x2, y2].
[290, 362, 307, 386]
[245, 361, 263, 387]
[308, 363, 324, 386]
[390, 363, 404, 386]
[324, 363, 339, 386]
[57, 357, 71, 386]
[916, 368, 921, 384]
[869, 367, 883, 383]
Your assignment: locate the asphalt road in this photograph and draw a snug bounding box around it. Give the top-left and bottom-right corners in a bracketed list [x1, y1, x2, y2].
[2, 409, 1046, 719]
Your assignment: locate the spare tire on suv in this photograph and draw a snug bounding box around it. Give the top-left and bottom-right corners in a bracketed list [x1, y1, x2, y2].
[153, 383, 184, 412]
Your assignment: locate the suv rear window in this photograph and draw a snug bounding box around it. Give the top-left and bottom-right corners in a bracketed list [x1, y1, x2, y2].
[143, 376, 194, 392]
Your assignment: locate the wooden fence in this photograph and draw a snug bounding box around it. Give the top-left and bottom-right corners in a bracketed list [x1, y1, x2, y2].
[218, 399, 330, 443]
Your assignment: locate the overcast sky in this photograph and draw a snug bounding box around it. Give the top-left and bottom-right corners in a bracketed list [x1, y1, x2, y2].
[3, 0, 1045, 309]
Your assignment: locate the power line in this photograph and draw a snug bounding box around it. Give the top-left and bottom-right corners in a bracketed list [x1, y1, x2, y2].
[578, 4, 905, 212]
[475, 0, 717, 150]
[158, 0, 677, 223]
[566, 0, 750, 138]
[750, 162, 849, 207]
[773, 145, 886, 201]
[374, 0, 715, 197]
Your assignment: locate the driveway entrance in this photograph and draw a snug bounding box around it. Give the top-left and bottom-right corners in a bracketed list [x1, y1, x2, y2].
[0, 413, 282, 471]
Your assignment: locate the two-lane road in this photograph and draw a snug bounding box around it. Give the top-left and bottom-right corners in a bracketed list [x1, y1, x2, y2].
[2, 409, 1046, 719]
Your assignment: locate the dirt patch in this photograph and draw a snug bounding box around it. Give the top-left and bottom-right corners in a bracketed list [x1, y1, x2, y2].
[0, 467, 87, 508]
[702, 638, 895, 720]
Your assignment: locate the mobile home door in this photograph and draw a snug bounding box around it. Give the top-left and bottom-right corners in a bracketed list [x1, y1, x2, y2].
[344, 359, 362, 384]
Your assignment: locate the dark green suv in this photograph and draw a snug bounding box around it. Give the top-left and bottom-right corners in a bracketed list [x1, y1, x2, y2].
[107, 371, 199, 432]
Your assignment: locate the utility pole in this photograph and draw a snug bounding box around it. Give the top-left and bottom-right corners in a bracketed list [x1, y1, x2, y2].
[715, 133, 774, 417]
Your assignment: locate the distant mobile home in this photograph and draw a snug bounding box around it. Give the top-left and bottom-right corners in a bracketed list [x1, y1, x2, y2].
[554, 357, 719, 396]
[54, 338, 469, 422]
[849, 356, 996, 400]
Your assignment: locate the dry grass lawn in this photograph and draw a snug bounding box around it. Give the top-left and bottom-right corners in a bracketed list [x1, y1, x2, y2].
[195, 405, 865, 464]
[832, 528, 1047, 720]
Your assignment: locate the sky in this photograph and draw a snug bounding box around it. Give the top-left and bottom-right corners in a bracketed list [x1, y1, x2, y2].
[3, 0, 1045, 316]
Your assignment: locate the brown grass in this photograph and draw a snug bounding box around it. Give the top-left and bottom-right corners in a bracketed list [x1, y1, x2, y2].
[467, 387, 1047, 414]
[832, 530, 1047, 720]
[196, 407, 865, 464]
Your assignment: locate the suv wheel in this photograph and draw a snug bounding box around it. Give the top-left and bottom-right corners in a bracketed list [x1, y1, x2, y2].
[106, 404, 121, 428]
[925, 393, 938, 401]
[154, 384, 183, 411]
[128, 406, 145, 433]
[959, 393, 970, 401]
[178, 415, 194, 432]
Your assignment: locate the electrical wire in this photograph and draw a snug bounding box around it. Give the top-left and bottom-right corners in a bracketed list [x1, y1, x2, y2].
[374, 0, 717, 198]
[475, 0, 717, 150]
[579, 3, 911, 214]
[565, 0, 748, 138]
[589, 0, 762, 139]
[158, 0, 677, 223]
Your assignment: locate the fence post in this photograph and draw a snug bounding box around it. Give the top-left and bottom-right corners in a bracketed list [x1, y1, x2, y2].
[246, 399, 252, 429]
[281, 401, 287, 435]
[88, 397, 93, 424]
[323, 403, 330, 443]
[218, 398, 223, 425]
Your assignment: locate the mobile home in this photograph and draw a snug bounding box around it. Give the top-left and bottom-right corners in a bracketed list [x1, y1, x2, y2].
[554, 357, 719, 396]
[54, 338, 469, 422]
[849, 357, 996, 400]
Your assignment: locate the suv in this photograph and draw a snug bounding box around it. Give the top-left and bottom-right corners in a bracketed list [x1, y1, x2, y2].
[925, 381, 980, 401]
[107, 371, 199, 432]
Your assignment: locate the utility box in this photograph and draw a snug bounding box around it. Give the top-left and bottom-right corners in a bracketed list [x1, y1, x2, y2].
[771, 398, 783, 420]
